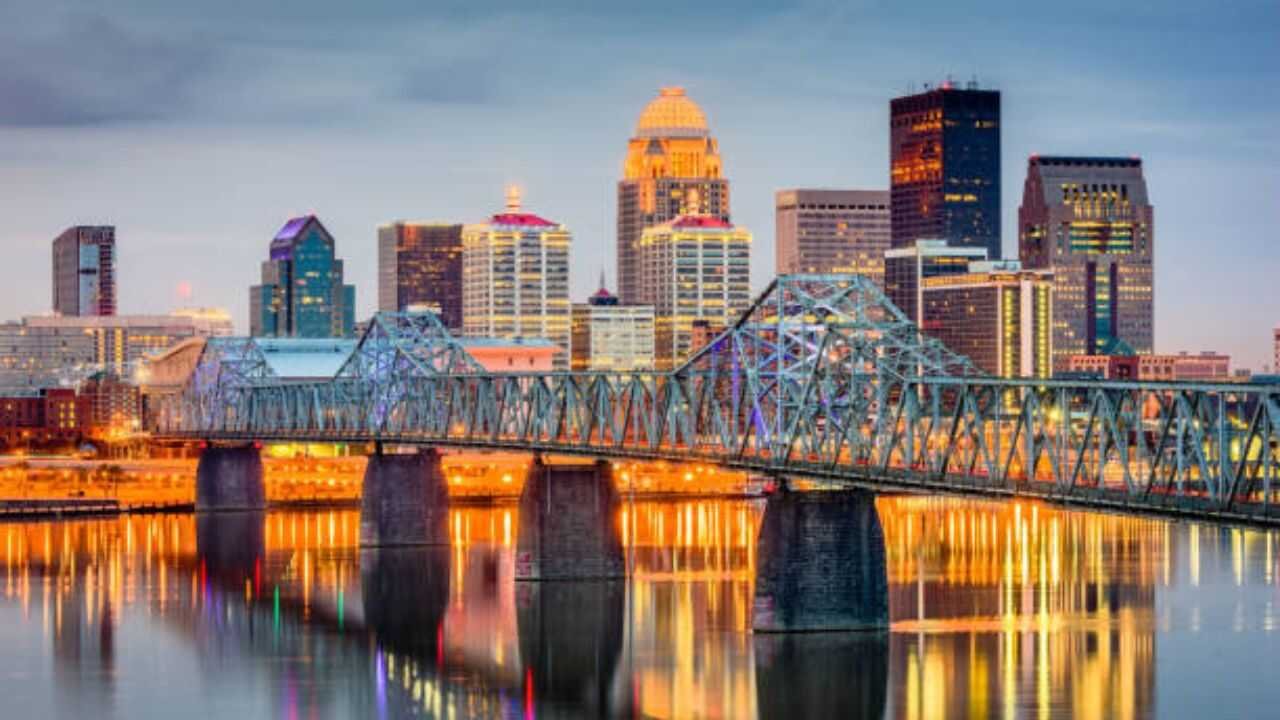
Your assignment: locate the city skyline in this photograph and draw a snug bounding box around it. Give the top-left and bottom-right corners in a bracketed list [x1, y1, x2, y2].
[0, 2, 1276, 367]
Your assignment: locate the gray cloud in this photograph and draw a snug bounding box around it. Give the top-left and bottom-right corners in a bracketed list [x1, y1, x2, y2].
[0, 13, 215, 126]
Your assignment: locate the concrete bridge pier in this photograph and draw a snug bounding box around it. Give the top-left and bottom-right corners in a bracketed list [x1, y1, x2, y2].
[360, 448, 450, 547]
[752, 488, 889, 632]
[515, 457, 624, 580]
[195, 444, 266, 512]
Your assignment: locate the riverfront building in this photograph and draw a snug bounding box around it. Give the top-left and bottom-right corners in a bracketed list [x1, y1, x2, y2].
[638, 215, 751, 370]
[1066, 352, 1229, 382]
[250, 215, 356, 339]
[377, 222, 464, 328]
[921, 261, 1053, 378]
[571, 286, 656, 372]
[884, 239, 988, 328]
[890, 82, 1001, 259]
[462, 188, 572, 369]
[775, 189, 890, 286]
[1018, 156, 1154, 370]
[52, 225, 116, 316]
[0, 312, 233, 390]
[617, 87, 729, 305]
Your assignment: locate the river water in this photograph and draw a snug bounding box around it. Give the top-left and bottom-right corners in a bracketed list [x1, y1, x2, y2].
[1, 496, 1277, 719]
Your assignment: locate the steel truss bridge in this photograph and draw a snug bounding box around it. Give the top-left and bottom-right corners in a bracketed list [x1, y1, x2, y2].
[154, 275, 1280, 525]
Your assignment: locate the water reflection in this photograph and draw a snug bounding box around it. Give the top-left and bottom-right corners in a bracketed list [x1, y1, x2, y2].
[0, 496, 1278, 718]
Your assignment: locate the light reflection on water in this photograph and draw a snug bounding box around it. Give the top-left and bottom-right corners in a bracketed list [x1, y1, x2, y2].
[0, 496, 1277, 718]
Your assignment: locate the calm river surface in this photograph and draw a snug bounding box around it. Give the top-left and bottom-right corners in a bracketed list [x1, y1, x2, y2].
[1, 496, 1278, 718]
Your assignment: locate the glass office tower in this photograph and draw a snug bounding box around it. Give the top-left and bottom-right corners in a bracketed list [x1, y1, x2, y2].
[250, 215, 356, 338]
[890, 82, 1001, 259]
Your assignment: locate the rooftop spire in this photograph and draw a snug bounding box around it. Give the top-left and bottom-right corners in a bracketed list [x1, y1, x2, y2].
[504, 184, 522, 212]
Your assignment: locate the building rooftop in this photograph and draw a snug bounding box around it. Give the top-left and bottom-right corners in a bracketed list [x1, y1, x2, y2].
[458, 337, 559, 349]
[1029, 155, 1142, 168]
[670, 215, 734, 230]
[488, 212, 557, 227]
[253, 338, 357, 379]
[635, 87, 709, 139]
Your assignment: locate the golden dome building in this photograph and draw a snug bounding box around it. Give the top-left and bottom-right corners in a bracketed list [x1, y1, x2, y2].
[617, 87, 730, 305]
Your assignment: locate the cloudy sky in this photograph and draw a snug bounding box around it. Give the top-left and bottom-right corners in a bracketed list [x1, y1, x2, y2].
[1, 0, 1276, 367]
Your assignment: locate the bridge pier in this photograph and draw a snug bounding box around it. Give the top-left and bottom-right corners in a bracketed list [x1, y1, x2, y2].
[195, 444, 265, 512]
[752, 488, 888, 632]
[515, 457, 624, 580]
[360, 448, 450, 547]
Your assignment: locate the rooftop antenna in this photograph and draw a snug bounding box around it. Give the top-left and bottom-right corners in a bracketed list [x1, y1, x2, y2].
[598, 267, 607, 292]
[968, 74, 979, 90]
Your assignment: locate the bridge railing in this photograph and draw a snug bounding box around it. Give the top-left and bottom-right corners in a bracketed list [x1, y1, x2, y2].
[153, 369, 1280, 523]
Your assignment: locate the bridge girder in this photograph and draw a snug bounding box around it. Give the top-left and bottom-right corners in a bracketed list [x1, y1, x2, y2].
[157, 275, 1280, 524]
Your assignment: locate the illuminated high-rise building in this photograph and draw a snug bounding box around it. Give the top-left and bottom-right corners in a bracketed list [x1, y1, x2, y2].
[617, 87, 729, 305]
[463, 188, 572, 369]
[52, 225, 116, 316]
[639, 215, 751, 370]
[921, 260, 1053, 378]
[775, 189, 889, 286]
[890, 82, 1001, 258]
[377, 222, 464, 327]
[250, 215, 355, 338]
[571, 282, 655, 372]
[884, 239, 987, 328]
[1018, 156, 1154, 369]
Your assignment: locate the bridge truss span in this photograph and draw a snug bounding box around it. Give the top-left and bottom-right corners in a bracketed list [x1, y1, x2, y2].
[155, 275, 1280, 525]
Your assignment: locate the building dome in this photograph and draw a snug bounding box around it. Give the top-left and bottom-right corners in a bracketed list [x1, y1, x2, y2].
[635, 87, 709, 138]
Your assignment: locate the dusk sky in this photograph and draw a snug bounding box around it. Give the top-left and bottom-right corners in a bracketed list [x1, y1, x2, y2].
[1, 1, 1276, 367]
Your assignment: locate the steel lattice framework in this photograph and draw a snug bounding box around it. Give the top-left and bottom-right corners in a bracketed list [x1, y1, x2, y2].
[155, 275, 1280, 524]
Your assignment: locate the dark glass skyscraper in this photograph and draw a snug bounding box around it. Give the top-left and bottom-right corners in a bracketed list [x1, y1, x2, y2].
[52, 226, 116, 316]
[250, 215, 355, 338]
[377, 222, 464, 328]
[890, 83, 1001, 259]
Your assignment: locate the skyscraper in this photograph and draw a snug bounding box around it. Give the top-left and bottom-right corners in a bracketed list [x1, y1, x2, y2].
[884, 239, 988, 328]
[639, 215, 751, 370]
[250, 215, 356, 338]
[571, 283, 655, 372]
[775, 189, 890, 286]
[1018, 156, 1154, 369]
[617, 87, 729, 305]
[52, 225, 116, 316]
[890, 82, 1001, 258]
[921, 260, 1054, 378]
[462, 188, 572, 368]
[377, 222, 464, 327]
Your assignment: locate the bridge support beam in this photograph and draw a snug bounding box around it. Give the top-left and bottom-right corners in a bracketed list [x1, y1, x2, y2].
[752, 488, 888, 632]
[195, 444, 265, 512]
[360, 448, 449, 547]
[516, 457, 624, 580]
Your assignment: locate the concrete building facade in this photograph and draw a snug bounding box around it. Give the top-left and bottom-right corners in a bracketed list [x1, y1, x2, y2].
[921, 261, 1054, 378]
[462, 189, 572, 369]
[52, 225, 116, 317]
[884, 240, 987, 328]
[571, 287, 655, 372]
[1019, 156, 1154, 370]
[638, 215, 751, 370]
[775, 189, 890, 286]
[617, 87, 729, 305]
